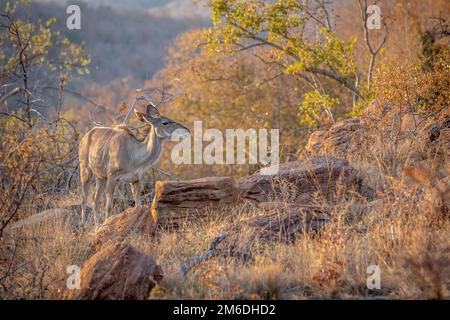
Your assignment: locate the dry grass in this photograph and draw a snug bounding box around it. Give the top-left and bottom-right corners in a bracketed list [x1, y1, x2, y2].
[1, 111, 449, 300]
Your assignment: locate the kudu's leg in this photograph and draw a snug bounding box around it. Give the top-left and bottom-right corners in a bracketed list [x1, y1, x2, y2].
[130, 181, 141, 207]
[80, 166, 93, 225]
[105, 177, 116, 221]
[93, 178, 106, 226]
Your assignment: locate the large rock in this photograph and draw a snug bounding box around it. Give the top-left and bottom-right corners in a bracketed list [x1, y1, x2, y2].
[64, 243, 163, 300]
[237, 157, 358, 203]
[306, 119, 363, 156]
[92, 206, 157, 251]
[151, 176, 238, 227]
[227, 205, 330, 244]
[305, 130, 327, 153]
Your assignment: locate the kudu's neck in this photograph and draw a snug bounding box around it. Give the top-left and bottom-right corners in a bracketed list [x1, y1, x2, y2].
[140, 125, 164, 163]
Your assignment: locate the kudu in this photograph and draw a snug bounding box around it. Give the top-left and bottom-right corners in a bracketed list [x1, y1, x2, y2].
[79, 105, 190, 225]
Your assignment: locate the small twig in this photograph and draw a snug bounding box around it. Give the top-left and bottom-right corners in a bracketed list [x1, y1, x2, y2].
[179, 235, 227, 276]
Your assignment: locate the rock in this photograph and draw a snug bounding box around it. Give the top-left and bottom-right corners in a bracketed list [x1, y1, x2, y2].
[225, 207, 330, 246]
[178, 205, 331, 275]
[305, 130, 327, 153]
[92, 206, 157, 251]
[323, 119, 363, 155]
[305, 119, 363, 156]
[151, 176, 238, 227]
[64, 243, 163, 300]
[237, 157, 358, 203]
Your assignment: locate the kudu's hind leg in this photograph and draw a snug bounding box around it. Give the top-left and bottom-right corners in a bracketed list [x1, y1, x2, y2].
[80, 166, 93, 225]
[93, 178, 106, 226]
[130, 181, 141, 207]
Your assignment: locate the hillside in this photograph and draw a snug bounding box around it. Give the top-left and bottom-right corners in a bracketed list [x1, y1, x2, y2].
[22, 0, 209, 84]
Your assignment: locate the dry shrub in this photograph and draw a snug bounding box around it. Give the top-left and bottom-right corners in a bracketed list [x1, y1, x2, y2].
[0, 117, 79, 235]
[374, 48, 450, 116]
[402, 242, 450, 299]
[0, 215, 91, 299]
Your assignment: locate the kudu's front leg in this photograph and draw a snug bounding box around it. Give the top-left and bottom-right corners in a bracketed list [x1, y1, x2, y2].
[130, 181, 141, 207]
[80, 165, 93, 225]
[105, 176, 116, 221]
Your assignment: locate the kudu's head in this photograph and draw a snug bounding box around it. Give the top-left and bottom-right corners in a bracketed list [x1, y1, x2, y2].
[135, 105, 190, 140]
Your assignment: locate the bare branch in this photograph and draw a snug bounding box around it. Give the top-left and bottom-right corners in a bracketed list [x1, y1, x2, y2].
[357, 0, 389, 90]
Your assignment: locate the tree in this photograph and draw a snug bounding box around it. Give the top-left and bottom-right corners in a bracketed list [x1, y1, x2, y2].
[0, 0, 90, 127]
[0, 0, 89, 234]
[206, 0, 363, 123]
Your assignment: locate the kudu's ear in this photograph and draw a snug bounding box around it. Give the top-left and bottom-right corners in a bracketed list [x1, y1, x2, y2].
[145, 104, 161, 118]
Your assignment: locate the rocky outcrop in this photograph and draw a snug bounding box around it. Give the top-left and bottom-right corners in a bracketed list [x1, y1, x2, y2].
[305, 119, 363, 156]
[324, 119, 363, 154]
[305, 130, 327, 153]
[152, 157, 357, 227]
[92, 206, 157, 251]
[64, 243, 163, 300]
[178, 202, 331, 276]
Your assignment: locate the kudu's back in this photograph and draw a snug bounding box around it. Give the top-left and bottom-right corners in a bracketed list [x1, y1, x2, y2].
[79, 126, 140, 179]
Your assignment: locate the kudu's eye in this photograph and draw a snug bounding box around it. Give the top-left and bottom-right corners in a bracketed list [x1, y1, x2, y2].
[162, 121, 169, 125]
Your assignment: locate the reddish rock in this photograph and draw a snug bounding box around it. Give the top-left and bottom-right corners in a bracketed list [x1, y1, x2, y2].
[92, 206, 157, 251]
[323, 119, 363, 155]
[305, 119, 363, 156]
[305, 130, 327, 153]
[64, 243, 163, 300]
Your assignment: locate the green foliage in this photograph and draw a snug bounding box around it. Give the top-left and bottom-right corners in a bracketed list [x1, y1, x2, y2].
[206, 0, 358, 127]
[207, 0, 356, 74]
[299, 89, 338, 127]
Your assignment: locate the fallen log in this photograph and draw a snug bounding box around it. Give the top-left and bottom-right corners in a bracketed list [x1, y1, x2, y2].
[152, 157, 356, 227]
[151, 176, 239, 228]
